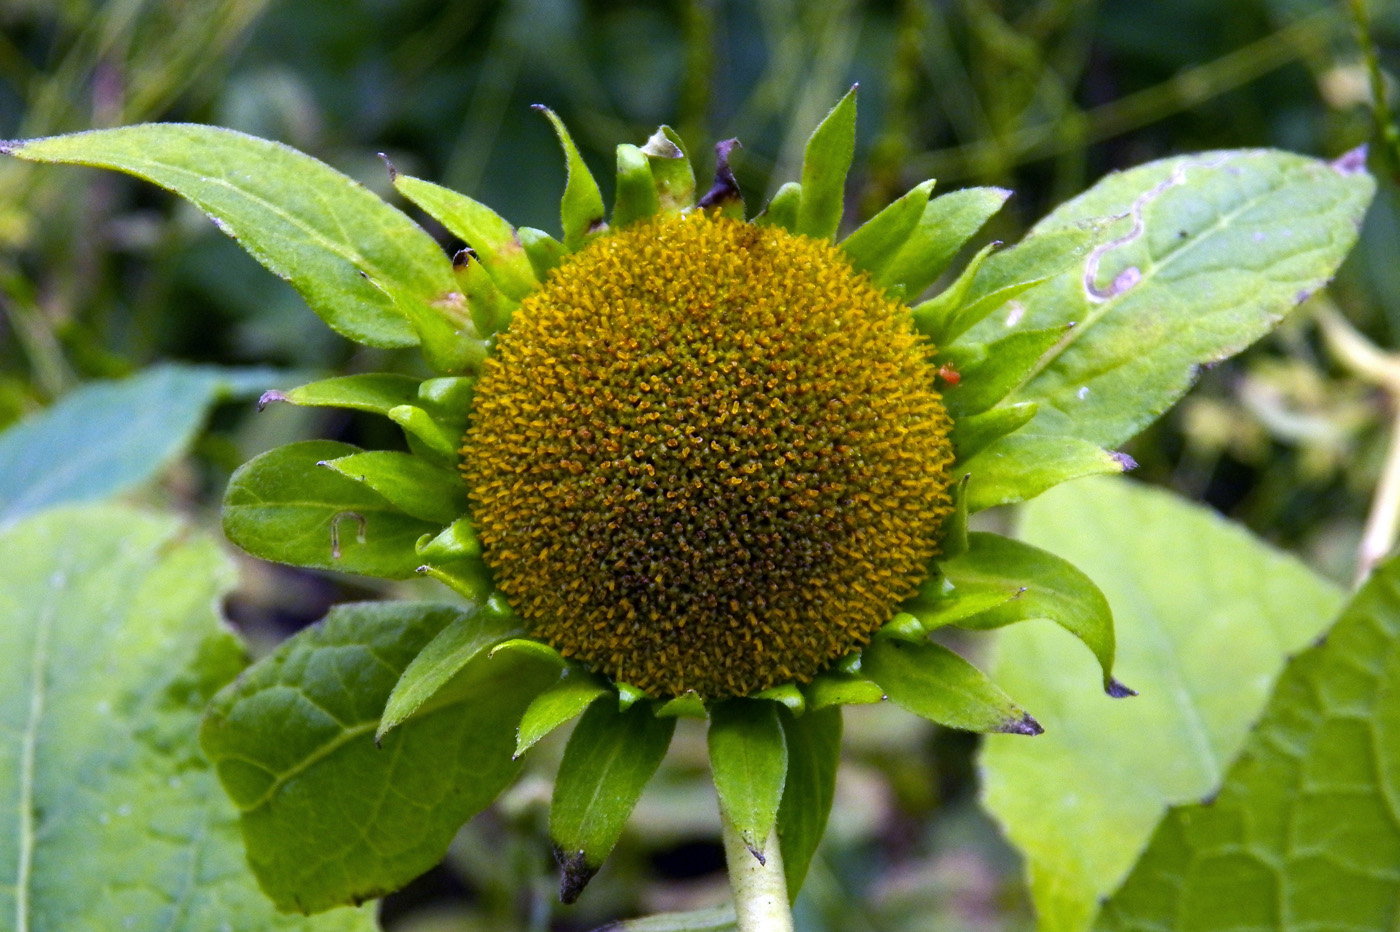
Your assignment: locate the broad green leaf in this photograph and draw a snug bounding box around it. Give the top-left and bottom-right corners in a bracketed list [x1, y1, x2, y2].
[5, 124, 463, 349]
[378, 600, 525, 738]
[223, 439, 439, 578]
[795, 87, 857, 239]
[980, 477, 1344, 932]
[600, 906, 737, 932]
[392, 173, 538, 301]
[319, 450, 469, 525]
[0, 506, 373, 932]
[0, 363, 277, 526]
[969, 148, 1375, 449]
[708, 700, 789, 857]
[950, 402, 1039, 461]
[775, 706, 841, 897]
[1097, 552, 1400, 932]
[263, 373, 422, 416]
[937, 326, 1070, 419]
[613, 143, 660, 228]
[841, 179, 936, 284]
[882, 186, 1010, 299]
[515, 670, 609, 756]
[938, 532, 1118, 690]
[863, 637, 1042, 735]
[643, 126, 696, 213]
[962, 432, 1130, 512]
[535, 107, 606, 250]
[754, 182, 802, 231]
[202, 601, 559, 914]
[551, 700, 676, 903]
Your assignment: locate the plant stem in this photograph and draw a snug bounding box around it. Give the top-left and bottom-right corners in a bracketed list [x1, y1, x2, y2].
[721, 811, 794, 932]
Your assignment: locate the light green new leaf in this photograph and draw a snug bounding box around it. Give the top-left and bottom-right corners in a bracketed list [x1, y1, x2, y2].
[377, 601, 525, 738]
[980, 478, 1344, 932]
[614, 143, 661, 228]
[0, 363, 278, 526]
[754, 182, 802, 231]
[881, 186, 1010, 299]
[1097, 551, 1400, 932]
[263, 373, 422, 416]
[4, 124, 463, 349]
[223, 439, 439, 578]
[775, 706, 842, 897]
[950, 402, 1039, 462]
[319, 450, 470, 525]
[962, 432, 1130, 511]
[535, 107, 606, 250]
[551, 700, 676, 903]
[708, 700, 789, 858]
[795, 87, 857, 239]
[968, 148, 1374, 449]
[643, 126, 695, 213]
[840, 179, 935, 282]
[863, 637, 1042, 735]
[202, 601, 559, 914]
[516, 671, 609, 756]
[0, 506, 373, 932]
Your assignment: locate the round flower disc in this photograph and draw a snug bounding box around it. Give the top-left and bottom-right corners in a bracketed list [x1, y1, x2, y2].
[462, 212, 955, 698]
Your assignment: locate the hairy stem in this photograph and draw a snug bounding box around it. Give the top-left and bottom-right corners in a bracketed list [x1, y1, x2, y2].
[721, 811, 793, 932]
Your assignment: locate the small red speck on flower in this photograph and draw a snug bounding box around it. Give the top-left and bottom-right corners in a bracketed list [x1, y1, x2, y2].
[937, 364, 961, 386]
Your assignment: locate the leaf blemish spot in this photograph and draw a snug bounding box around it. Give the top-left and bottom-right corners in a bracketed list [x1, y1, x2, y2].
[329, 511, 367, 559]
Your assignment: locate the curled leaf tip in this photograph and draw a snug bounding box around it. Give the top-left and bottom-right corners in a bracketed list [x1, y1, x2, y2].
[1110, 451, 1138, 471]
[0, 139, 19, 155]
[256, 389, 288, 411]
[642, 127, 683, 160]
[747, 843, 767, 865]
[1000, 712, 1044, 736]
[554, 847, 599, 904]
[376, 151, 397, 182]
[1105, 678, 1137, 698]
[697, 138, 742, 211]
[1330, 145, 1368, 176]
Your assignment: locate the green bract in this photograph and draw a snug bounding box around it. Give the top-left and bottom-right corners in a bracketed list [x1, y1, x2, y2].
[2, 90, 1373, 917]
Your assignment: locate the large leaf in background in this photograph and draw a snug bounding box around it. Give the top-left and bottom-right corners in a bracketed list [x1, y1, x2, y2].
[979, 478, 1343, 932]
[0, 363, 278, 526]
[4, 124, 463, 349]
[1097, 553, 1400, 932]
[966, 149, 1373, 450]
[0, 506, 373, 932]
[202, 601, 559, 914]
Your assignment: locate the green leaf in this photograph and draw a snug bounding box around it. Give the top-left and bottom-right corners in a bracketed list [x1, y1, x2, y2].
[0, 363, 277, 526]
[598, 906, 737, 932]
[613, 143, 661, 228]
[937, 326, 1070, 419]
[863, 637, 1041, 735]
[263, 373, 422, 416]
[223, 439, 439, 579]
[940, 532, 1118, 690]
[795, 86, 857, 239]
[980, 477, 1344, 932]
[804, 670, 885, 710]
[535, 107, 607, 250]
[0, 505, 374, 931]
[515, 670, 609, 756]
[519, 226, 567, 278]
[415, 516, 482, 562]
[392, 173, 539, 301]
[5, 124, 463, 349]
[643, 126, 696, 213]
[1097, 551, 1400, 932]
[386, 404, 458, 461]
[202, 601, 558, 914]
[882, 186, 1011, 299]
[551, 700, 676, 903]
[969, 148, 1375, 449]
[962, 432, 1131, 512]
[708, 700, 789, 858]
[950, 401, 1038, 461]
[378, 600, 525, 738]
[319, 450, 469, 525]
[840, 179, 936, 284]
[775, 705, 841, 898]
[753, 182, 802, 231]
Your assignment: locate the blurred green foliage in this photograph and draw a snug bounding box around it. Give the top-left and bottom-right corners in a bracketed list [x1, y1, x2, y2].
[1, 0, 1397, 928]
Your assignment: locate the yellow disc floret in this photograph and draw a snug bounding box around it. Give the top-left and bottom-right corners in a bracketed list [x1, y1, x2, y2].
[461, 212, 955, 698]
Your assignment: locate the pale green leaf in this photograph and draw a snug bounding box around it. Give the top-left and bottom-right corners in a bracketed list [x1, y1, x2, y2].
[962, 432, 1130, 511]
[0, 506, 374, 931]
[614, 143, 660, 228]
[1097, 552, 1400, 932]
[841, 179, 936, 282]
[551, 700, 676, 903]
[5, 124, 463, 349]
[515, 670, 609, 756]
[804, 671, 885, 710]
[795, 87, 857, 239]
[643, 126, 696, 213]
[265, 373, 422, 416]
[863, 637, 1041, 735]
[0, 363, 277, 526]
[937, 326, 1070, 419]
[598, 905, 737, 931]
[950, 402, 1038, 461]
[519, 226, 567, 278]
[319, 450, 469, 525]
[202, 601, 558, 914]
[754, 182, 802, 231]
[708, 700, 789, 857]
[775, 706, 841, 898]
[223, 439, 439, 578]
[980, 477, 1344, 932]
[969, 149, 1375, 449]
[535, 107, 607, 250]
[882, 186, 1010, 299]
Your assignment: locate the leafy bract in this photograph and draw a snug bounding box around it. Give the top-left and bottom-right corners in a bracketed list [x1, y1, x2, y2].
[708, 700, 789, 858]
[795, 86, 857, 239]
[223, 439, 439, 578]
[1097, 551, 1400, 932]
[980, 478, 1343, 932]
[0, 506, 373, 931]
[966, 148, 1375, 450]
[0, 363, 277, 526]
[5, 124, 467, 350]
[775, 706, 841, 898]
[863, 637, 1041, 735]
[202, 601, 559, 914]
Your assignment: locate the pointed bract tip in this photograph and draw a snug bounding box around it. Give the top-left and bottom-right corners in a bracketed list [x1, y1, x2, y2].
[554, 847, 599, 904]
[1110, 451, 1138, 472]
[256, 390, 288, 411]
[642, 128, 683, 160]
[1105, 678, 1137, 699]
[697, 138, 743, 211]
[999, 712, 1044, 736]
[746, 843, 767, 866]
[1331, 145, 1368, 176]
[0, 140, 20, 156]
[376, 152, 397, 182]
